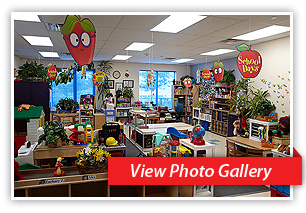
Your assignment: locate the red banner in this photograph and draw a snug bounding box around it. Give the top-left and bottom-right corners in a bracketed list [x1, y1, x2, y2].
[108, 148, 302, 185]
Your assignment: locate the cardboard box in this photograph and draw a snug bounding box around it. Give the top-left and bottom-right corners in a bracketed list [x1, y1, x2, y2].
[94, 113, 105, 130]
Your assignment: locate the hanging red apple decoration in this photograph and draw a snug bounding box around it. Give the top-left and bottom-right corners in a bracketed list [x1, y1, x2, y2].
[183, 77, 193, 87]
[201, 68, 211, 80]
[60, 15, 96, 78]
[211, 60, 224, 82]
[47, 65, 57, 81]
[236, 43, 262, 78]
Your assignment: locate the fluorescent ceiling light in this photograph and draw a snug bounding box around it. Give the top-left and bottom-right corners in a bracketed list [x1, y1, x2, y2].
[23, 36, 53, 46]
[151, 15, 206, 33]
[14, 14, 41, 22]
[112, 55, 132, 60]
[232, 25, 290, 41]
[172, 58, 194, 63]
[39, 52, 59, 58]
[200, 49, 235, 56]
[125, 42, 154, 51]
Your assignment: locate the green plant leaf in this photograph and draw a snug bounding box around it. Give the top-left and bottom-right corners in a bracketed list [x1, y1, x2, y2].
[236, 43, 250, 52]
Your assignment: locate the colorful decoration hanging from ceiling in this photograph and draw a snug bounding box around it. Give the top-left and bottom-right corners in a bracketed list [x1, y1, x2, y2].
[47, 64, 57, 81]
[211, 60, 224, 82]
[183, 77, 193, 88]
[60, 15, 96, 79]
[201, 68, 211, 81]
[196, 69, 201, 84]
[236, 43, 262, 78]
[92, 71, 106, 86]
[147, 70, 156, 91]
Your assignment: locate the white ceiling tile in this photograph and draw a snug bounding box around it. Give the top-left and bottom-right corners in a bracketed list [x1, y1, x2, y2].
[108, 28, 146, 42]
[14, 20, 49, 36]
[117, 15, 167, 30]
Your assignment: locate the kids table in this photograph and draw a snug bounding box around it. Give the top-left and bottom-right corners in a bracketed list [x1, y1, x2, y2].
[179, 139, 215, 157]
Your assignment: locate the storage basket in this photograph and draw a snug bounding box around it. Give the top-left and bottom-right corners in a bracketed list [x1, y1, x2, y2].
[77, 162, 107, 175]
[272, 135, 290, 145]
[261, 140, 274, 148]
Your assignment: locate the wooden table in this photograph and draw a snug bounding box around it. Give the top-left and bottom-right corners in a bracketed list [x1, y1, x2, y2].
[33, 142, 99, 166]
[226, 136, 278, 157]
[140, 114, 160, 124]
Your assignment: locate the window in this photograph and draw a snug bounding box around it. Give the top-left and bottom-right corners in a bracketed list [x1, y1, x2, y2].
[139, 70, 176, 108]
[51, 69, 96, 107]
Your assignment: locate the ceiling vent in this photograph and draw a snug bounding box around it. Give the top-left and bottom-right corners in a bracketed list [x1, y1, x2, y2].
[163, 57, 177, 61]
[220, 38, 244, 45]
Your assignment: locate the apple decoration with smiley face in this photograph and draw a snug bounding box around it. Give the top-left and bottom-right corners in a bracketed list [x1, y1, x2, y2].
[183, 77, 193, 88]
[211, 60, 224, 82]
[60, 15, 96, 78]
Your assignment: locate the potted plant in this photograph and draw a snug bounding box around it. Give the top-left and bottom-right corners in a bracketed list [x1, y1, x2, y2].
[97, 61, 113, 107]
[123, 86, 134, 99]
[54, 66, 75, 85]
[222, 70, 236, 86]
[17, 60, 47, 81]
[75, 144, 111, 174]
[55, 97, 79, 112]
[256, 99, 276, 120]
[38, 121, 69, 148]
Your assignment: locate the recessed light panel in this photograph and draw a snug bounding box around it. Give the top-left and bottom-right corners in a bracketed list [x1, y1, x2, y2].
[39, 52, 59, 58]
[125, 42, 154, 51]
[14, 14, 41, 22]
[23, 36, 53, 46]
[171, 58, 194, 63]
[112, 55, 132, 60]
[232, 25, 290, 41]
[151, 15, 207, 33]
[200, 49, 235, 56]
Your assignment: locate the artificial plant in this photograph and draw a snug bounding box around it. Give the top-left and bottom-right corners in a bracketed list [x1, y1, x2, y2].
[55, 97, 79, 111]
[17, 60, 47, 81]
[257, 99, 276, 117]
[38, 121, 69, 147]
[222, 70, 236, 85]
[54, 66, 75, 85]
[97, 60, 113, 104]
[122, 87, 134, 99]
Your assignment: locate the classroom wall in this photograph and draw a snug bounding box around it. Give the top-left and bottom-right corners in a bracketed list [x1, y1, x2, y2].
[17, 58, 190, 108]
[190, 36, 290, 117]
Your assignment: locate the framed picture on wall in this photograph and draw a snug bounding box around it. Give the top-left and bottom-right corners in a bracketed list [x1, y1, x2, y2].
[108, 80, 114, 89]
[115, 82, 123, 91]
[123, 80, 134, 88]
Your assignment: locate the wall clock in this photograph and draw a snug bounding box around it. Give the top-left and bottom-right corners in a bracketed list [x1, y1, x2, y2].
[113, 70, 121, 79]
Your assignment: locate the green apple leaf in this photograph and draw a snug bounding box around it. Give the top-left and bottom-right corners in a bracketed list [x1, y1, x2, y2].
[60, 15, 80, 35]
[80, 18, 96, 33]
[211, 61, 218, 70]
[236, 43, 250, 52]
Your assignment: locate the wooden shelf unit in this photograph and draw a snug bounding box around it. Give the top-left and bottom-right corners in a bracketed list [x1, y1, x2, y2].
[173, 84, 198, 124]
[14, 167, 187, 197]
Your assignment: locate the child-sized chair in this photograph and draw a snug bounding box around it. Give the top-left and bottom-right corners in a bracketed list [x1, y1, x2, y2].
[226, 140, 247, 157]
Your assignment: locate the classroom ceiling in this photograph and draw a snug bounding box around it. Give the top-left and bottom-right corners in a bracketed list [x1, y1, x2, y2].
[14, 13, 290, 65]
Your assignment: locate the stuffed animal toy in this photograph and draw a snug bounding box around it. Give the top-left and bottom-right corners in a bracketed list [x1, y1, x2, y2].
[233, 120, 240, 136]
[277, 116, 290, 136]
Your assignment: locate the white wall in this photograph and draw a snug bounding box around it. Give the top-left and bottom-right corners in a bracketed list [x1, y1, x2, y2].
[17, 58, 190, 108]
[250, 36, 290, 117]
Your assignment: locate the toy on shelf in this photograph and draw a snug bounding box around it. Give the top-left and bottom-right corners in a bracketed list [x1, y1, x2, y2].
[167, 127, 187, 139]
[148, 132, 173, 157]
[132, 101, 142, 110]
[168, 140, 180, 157]
[106, 137, 118, 146]
[258, 126, 266, 140]
[269, 112, 278, 122]
[69, 124, 86, 145]
[85, 121, 94, 144]
[190, 125, 206, 145]
[233, 120, 240, 136]
[54, 156, 65, 177]
[17, 104, 35, 111]
[179, 146, 192, 157]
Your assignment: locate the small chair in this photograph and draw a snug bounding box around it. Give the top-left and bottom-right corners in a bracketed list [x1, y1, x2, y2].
[246, 147, 263, 157]
[226, 140, 247, 157]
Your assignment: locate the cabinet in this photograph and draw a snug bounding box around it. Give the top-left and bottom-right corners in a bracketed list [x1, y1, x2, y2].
[79, 108, 94, 124]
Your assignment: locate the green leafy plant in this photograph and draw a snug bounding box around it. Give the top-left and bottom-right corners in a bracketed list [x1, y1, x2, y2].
[229, 78, 270, 119]
[97, 61, 114, 104]
[257, 99, 276, 117]
[17, 60, 47, 81]
[222, 70, 236, 85]
[123, 86, 134, 98]
[54, 66, 75, 85]
[38, 121, 69, 147]
[56, 97, 79, 111]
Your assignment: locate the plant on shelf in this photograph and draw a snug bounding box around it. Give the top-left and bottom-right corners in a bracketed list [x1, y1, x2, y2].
[76, 144, 111, 174]
[123, 86, 134, 99]
[222, 70, 236, 86]
[55, 97, 79, 112]
[38, 121, 69, 148]
[256, 99, 276, 117]
[17, 60, 47, 81]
